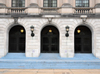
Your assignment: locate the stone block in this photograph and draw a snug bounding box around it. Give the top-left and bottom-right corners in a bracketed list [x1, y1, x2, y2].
[27, 8, 40, 15]
[32, 53, 40, 57]
[95, 8, 100, 14]
[0, 8, 7, 13]
[26, 52, 32, 57]
[96, 53, 100, 58]
[59, 8, 73, 14]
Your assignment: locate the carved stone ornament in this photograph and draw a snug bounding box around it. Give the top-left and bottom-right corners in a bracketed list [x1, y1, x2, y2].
[14, 18, 18, 24]
[29, 3, 39, 8]
[62, 3, 72, 8]
[95, 3, 100, 8]
[0, 3, 6, 7]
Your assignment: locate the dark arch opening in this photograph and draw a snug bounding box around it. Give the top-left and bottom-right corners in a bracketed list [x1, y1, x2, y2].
[9, 25, 26, 53]
[41, 25, 59, 53]
[74, 25, 92, 53]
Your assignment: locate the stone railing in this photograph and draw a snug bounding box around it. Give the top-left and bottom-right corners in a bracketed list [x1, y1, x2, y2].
[7, 7, 27, 14]
[73, 7, 94, 14]
[40, 7, 60, 15]
[0, 6, 98, 15]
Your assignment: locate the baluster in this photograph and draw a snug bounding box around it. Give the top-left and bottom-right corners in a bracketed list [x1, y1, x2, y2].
[17, 9, 19, 14]
[89, 9, 91, 13]
[87, 10, 89, 14]
[19, 10, 21, 14]
[17, 10, 18, 13]
[21, 10, 24, 13]
[80, 10, 81, 14]
[20, 10, 21, 13]
[22, 10, 24, 13]
[84, 10, 85, 14]
[15, 10, 17, 13]
[82, 10, 84, 14]
[86, 10, 87, 14]
[18, 9, 20, 13]
[81, 10, 82, 14]
[78, 10, 79, 14]
[22, 10, 23, 14]
[16, 10, 17, 13]
[79, 10, 80, 14]
[13, 10, 15, 13]
[15, 10, 16, 13]
[20, 10, 21, 14]
[14, 10, 15, 13]
[20, 10, 22, 14]
[23, 10, 24, 13]
[18, 10, 19, 14]
[83, 10, 85, 14]
[85, 10, 87, 14]
[12, 10, 14, 13]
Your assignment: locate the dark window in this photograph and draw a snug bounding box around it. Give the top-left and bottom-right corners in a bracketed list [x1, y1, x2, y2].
[43, 0, 57, 7]
[76, 0, 89, 7]
[12, 0, 25, 7]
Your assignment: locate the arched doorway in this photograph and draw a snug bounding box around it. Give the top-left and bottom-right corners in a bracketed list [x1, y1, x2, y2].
[75, 25, 92, 53]
[9, 25, 25, 53]
[41, 25, 59, 53]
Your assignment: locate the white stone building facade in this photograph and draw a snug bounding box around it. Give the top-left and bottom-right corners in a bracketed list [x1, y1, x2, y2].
[0, 0, 100, 58]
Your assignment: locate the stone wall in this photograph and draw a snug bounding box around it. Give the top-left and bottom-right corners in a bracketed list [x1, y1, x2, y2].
[0, 18, 100, 58]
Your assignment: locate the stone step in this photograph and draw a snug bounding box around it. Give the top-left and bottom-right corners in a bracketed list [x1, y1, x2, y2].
[0, 53, 100, 69]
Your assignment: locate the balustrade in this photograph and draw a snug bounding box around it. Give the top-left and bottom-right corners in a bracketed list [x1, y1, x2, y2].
[7, 7, 27, 14]
[74, 7, 94, 14]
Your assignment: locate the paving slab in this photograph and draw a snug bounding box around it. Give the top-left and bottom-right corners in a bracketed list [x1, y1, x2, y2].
[0, 69, 100, 74]
[3, 72, 20, 74]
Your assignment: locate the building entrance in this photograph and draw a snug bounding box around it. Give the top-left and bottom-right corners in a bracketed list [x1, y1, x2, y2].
[9, 25, 25, 52]
[75, 25, 92, 53]
[41, 26, 59, 53]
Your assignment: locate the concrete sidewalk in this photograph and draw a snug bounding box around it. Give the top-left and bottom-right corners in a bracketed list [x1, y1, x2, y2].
[0, 69, 100, 74]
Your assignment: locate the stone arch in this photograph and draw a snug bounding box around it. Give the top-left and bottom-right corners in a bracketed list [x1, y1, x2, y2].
[40, 22, 61, 33]
[39, 22, 61, 55]
[74, 25, 92, 53]
[6, 22, 26, 54]
[41, 25, 59, 53]
[74, 22, 95, 55]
